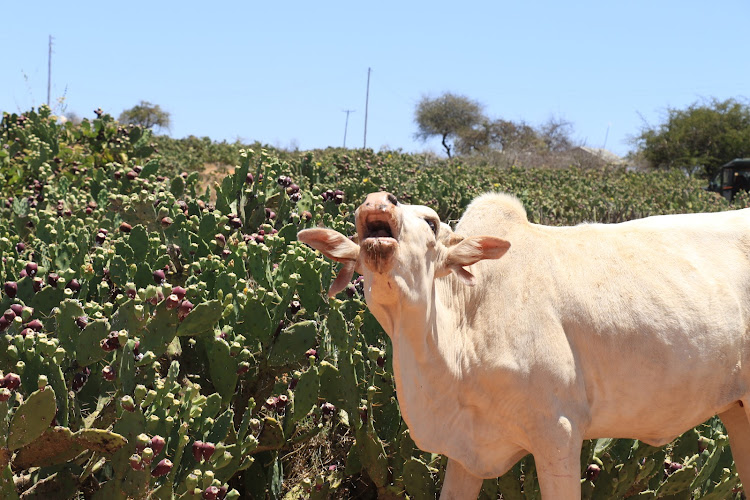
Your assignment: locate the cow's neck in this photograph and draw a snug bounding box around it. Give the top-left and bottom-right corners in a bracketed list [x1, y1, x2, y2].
[382, 277, 467, 450]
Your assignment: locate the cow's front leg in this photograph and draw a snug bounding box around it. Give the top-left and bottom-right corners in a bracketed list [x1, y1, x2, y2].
[440, 458, 483, 500]
[533, 416, 583, 500]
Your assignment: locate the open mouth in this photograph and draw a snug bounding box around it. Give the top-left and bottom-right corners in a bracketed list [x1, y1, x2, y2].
[362, 214, 397, 241]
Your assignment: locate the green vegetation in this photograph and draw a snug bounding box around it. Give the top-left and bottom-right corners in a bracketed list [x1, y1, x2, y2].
[0, 105, 746, 498]
[635, 97, 750, 175]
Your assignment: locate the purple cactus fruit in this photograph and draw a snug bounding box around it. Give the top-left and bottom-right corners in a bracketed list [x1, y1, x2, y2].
[135, 433, 151, 454]
[95, 232, 106, 244]
[359, 406, 368, 424]
[20, 328, 33, 338]
[75, 316, 88, 329]
[0, 317, 9, 332]
[301, 211, 312, 221]
[160, 217, 173, 228]
[9, 304, 23, 316]
[165, 294, 180, 310]
[19, 270, 27, 279]
[192, 440, 204, 462]
[152, 269, 166, 284]
[178, 300, 194, 321]
[171, 286, 187, 300]
[72, 372, 88, 392]
[151, 458, 172, 477]
[665, 461, 683, 475]
[218, 485, 228, 499]
[32, 277, 43, 292]
[0, 388, 11, 402]
[236, 362, 250, 375]
[2, 373, 21, 390]
[376, 356, 386, 368]
[126, 170, 138, 181]
[129, 454, 144, 471]
[120, 396, 136, 412]
[277, 394, 288, 409]
[66, 279, 81, 292]
[15, 242, 25, 252]
[265, 208, 276, 220]
[47, 273, 60, 287]
[203, 486, 220, 500]
[119, 222, 132, 233]
[26, 319, 43, 331]
[3, 309, 15, 323]
[25, 261, 38, 277]
[201, 442, 215, 461]
[265, 397, 278, 410]
[245, 172, 254, 185]
[3, 282, 17, 298]
[150, 435, 166, 455]
[289, 192, 301, 203]
[320, 402, 336, 417]
[102, 366, 116, 381]
[290, 300, 301, 314]
[214, 234, 226, 247]
[305, 348, 317, 360]
[585, 463, 601, 482]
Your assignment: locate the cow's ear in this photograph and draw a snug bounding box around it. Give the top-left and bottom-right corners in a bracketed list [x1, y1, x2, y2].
[298, 228, 361, 297]
[439, 236, 510, 286]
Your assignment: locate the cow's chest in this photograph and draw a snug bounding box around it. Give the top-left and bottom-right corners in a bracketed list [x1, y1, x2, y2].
[392, 353, 531, 476]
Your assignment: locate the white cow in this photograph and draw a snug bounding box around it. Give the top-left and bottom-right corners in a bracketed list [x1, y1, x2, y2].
[298, 191, 750, 499]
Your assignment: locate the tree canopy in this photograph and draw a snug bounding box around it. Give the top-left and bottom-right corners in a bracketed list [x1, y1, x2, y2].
[414, 93, 484, 158]
[636, 97, 750, 175]
[119, 101, 171, 131]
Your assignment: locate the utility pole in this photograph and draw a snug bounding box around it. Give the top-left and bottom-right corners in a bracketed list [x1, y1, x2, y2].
[342, 109, 355, 148]
[363, 67, 371, 149]
[47, 35, 53, 107]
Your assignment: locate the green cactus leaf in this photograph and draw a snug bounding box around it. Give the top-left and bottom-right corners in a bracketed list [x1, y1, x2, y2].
[290, 366, 319, 426]
[240, 293, 273, 344]
[73, 428, 128, 454]
[30, 284, 65, 316]
[254, 417, 285, 454]
[139, 301, 178, 358]
[203, 336, 238, 404]
[206, 409, 234, 444]
[7, 387, 57, 450]
[55, 299, 86, 353]
[111, 298, 147, 333]
[359, 428, 388, 488]
[176, 299, 222, 336]
[12, 426, 83, 469]
[127, 225, 150, 263]
[171, 175, 185, 198]
[108, 255, 129, 287]
[267, 320, 317, 367]
[403, 457, 436, 500]
[0, 463, 18, 500]
[75, 318, 111, 366]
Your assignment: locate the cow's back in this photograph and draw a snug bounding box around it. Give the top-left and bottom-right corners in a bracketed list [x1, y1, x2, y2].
[451, 195, 750, 444]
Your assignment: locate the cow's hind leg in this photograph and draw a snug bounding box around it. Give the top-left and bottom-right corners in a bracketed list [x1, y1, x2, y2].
[719, 401, 750, 491]
[440, 459, 483, 500]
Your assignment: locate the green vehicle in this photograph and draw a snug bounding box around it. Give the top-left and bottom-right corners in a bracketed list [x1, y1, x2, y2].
[707, 158, 750, 201]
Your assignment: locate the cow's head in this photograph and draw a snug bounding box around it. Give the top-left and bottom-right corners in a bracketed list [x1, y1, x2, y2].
[298, 192, 509, 312]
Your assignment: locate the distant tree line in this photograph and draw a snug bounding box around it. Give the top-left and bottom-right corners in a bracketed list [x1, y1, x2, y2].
[414, 92, 750, 176]
[414, 92, 576, 159]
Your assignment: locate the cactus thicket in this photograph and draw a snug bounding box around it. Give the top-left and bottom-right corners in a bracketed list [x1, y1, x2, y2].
[0, 106, 744, 498]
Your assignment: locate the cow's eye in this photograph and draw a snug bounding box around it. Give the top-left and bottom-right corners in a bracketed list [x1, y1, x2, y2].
[424, 218, 438, 235]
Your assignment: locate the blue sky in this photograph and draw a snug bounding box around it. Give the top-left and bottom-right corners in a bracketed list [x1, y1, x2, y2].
[2, 1, 748, 158]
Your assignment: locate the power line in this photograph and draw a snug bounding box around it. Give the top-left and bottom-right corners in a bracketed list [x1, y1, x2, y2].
[342, 109, 355, 148]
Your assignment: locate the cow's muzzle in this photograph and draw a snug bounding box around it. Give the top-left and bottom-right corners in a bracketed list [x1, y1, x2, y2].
[356, 192, 399, 273]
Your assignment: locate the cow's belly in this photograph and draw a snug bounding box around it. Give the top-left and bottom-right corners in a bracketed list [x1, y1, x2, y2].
[579, 327, 748, 445]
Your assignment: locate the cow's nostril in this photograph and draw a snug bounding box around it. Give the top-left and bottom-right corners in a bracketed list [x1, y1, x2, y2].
[387, 193, 399, 206]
